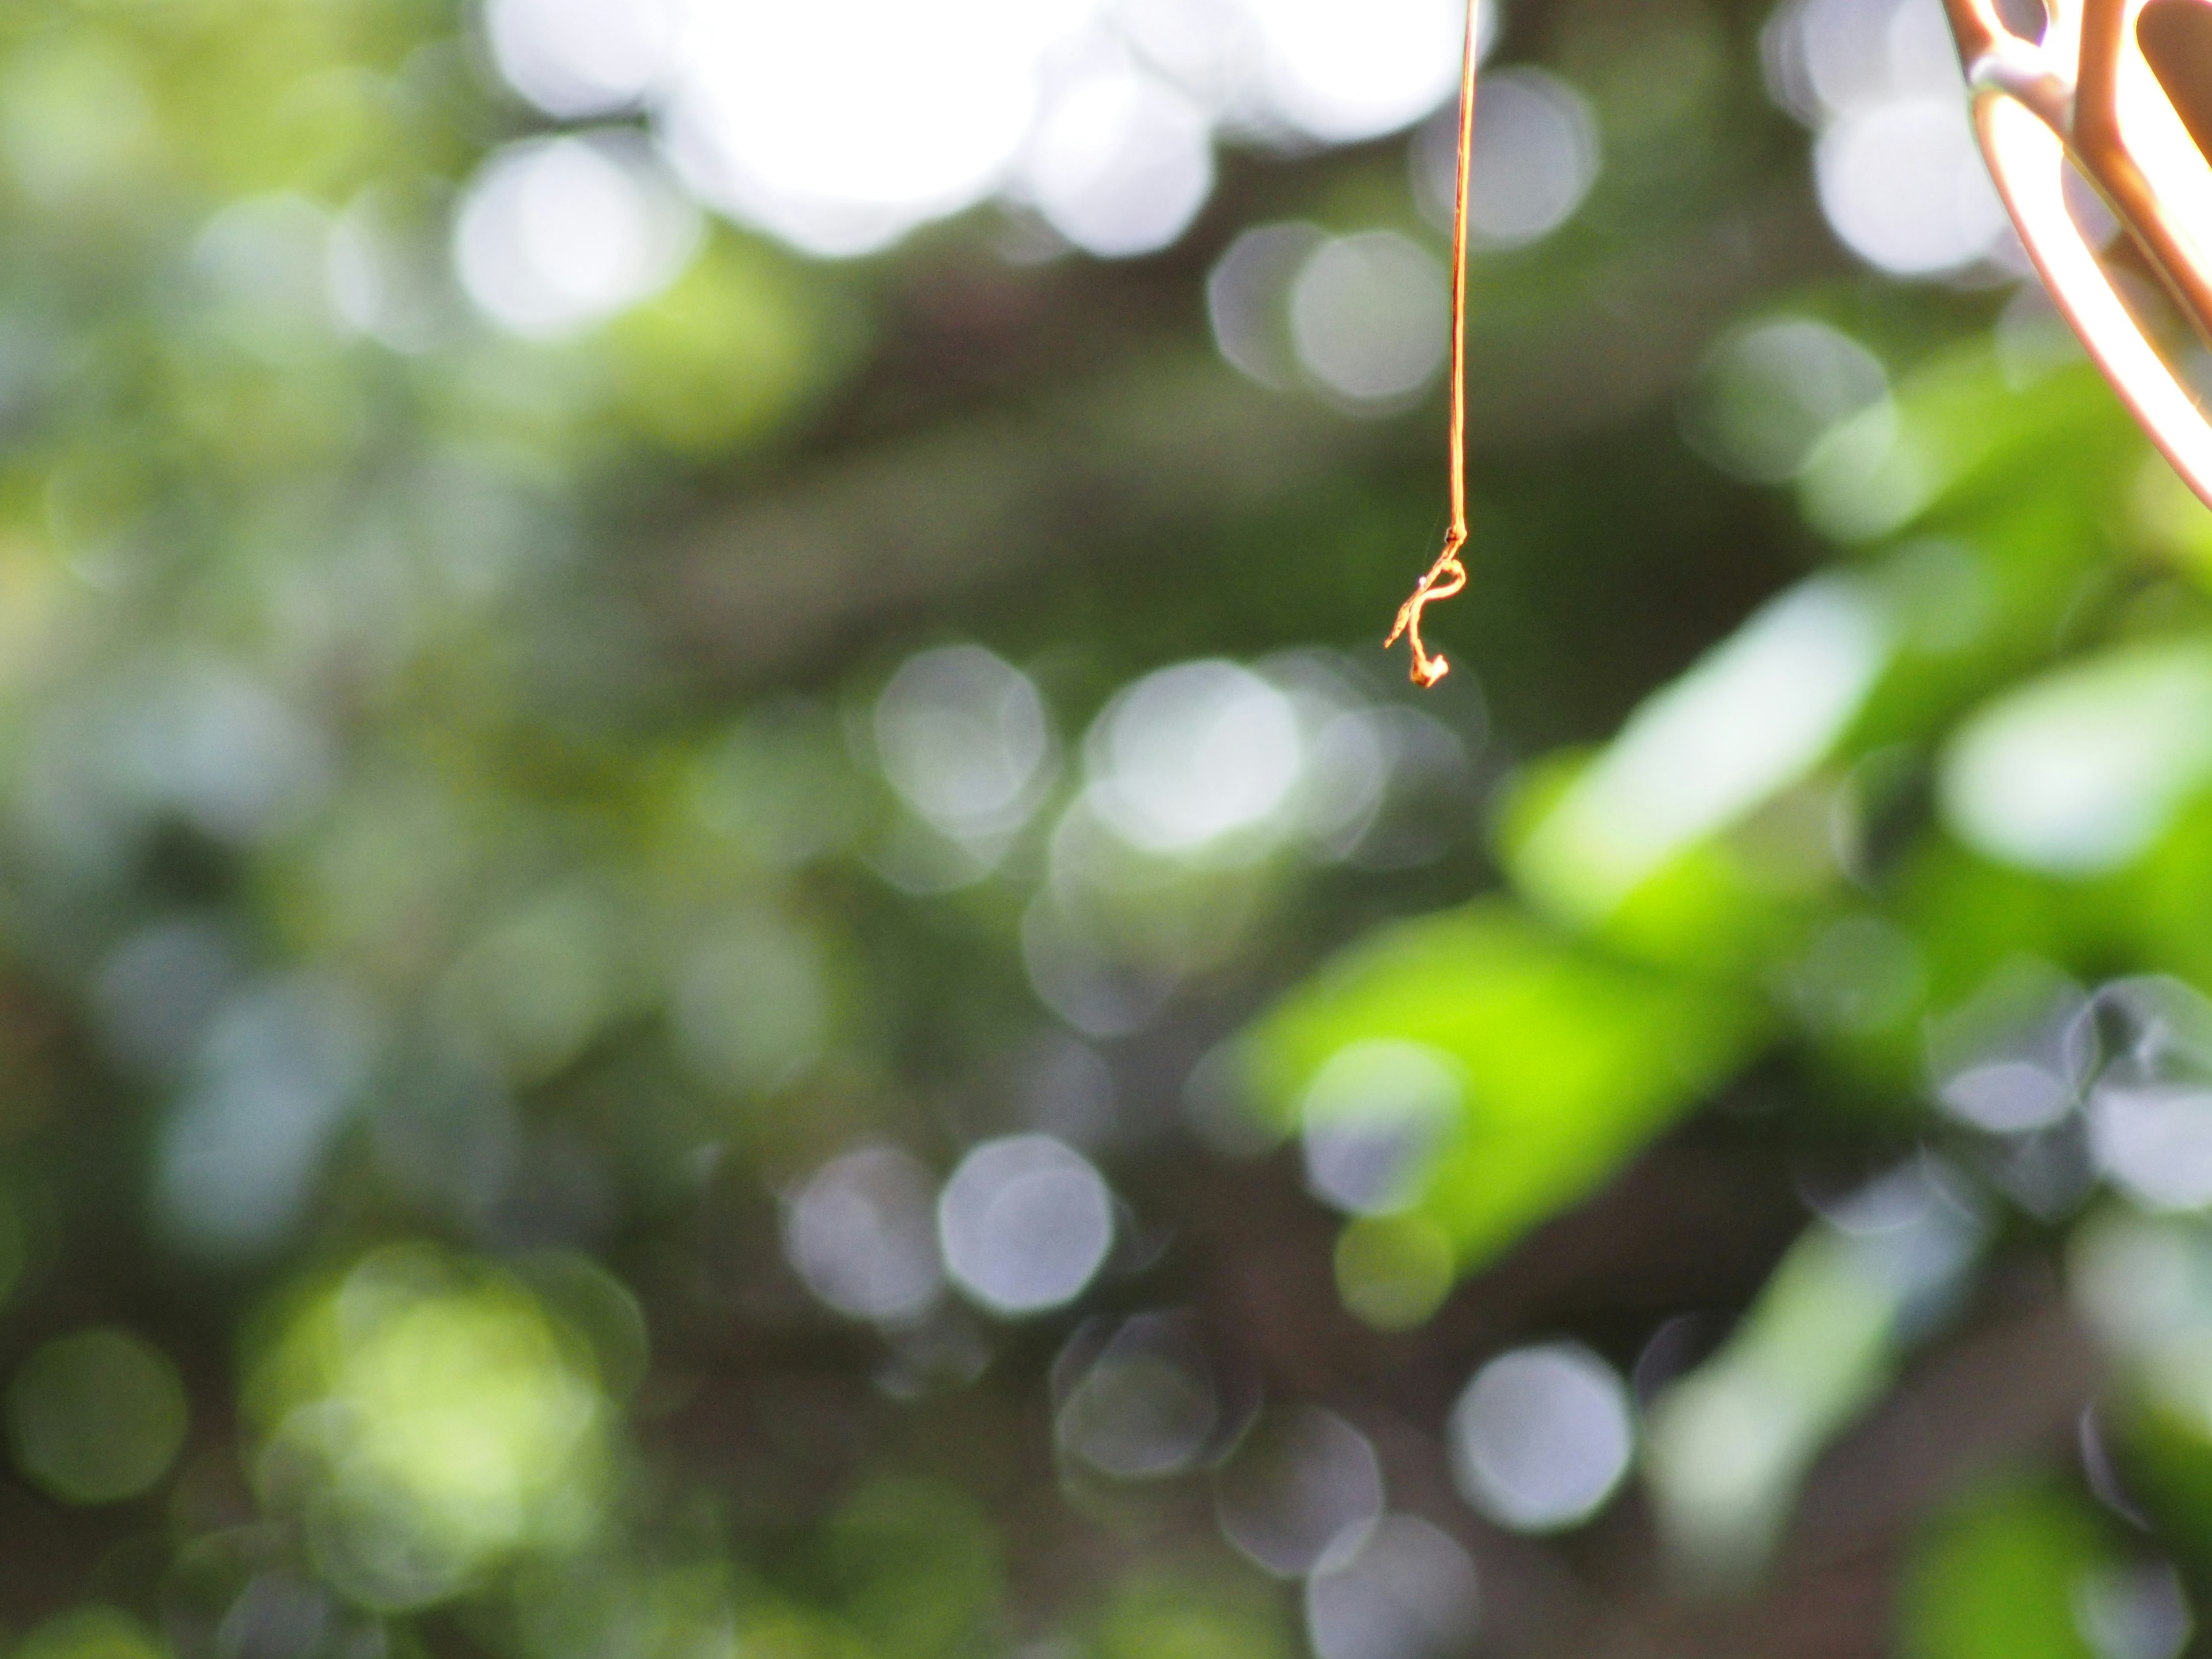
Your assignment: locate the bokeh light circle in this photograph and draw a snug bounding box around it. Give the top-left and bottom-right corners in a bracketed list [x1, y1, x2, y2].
[1448, 1342, 1634, 1532]
[874, 645, 1052, 842]
[1085, 660, 1303, 855]
[1213, 1404, 1385, 1577]
[1304, 1513, 1480, 1659]
[455, 131, 699, 338]
[784, 1144, 946, 1324]
[938, 1134, 1114, 1316]
[1291, 233, 1449, 405]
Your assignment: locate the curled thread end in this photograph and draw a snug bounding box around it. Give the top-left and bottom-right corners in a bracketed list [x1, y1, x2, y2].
[1385, 539, 1467, 688]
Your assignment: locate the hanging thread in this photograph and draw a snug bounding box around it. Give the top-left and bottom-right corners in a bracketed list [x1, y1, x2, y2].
[1385, 0, 1480, 688]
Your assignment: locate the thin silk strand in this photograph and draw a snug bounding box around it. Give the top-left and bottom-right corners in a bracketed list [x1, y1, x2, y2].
[1386, 0, 1478, 687]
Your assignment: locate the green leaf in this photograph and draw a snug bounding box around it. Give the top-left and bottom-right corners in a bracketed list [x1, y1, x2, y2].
[1938, 635, 2212, 877]
[1093, 1574, 1295, 1659]
[815, 1479, 1003, 1659]
[1900, 1482, 2108, 1659]
[1798, 347, 2135, 547]
[1505, 574, 1890, 940]
[1645, 1195, 1983, 1581]
[1240, 900, 1768, 1269]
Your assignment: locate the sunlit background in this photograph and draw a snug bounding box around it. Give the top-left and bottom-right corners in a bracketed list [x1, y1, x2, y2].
[1, 0, 2210, 1655]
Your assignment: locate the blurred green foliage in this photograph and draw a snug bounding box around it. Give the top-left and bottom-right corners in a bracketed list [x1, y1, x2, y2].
[4, 0, 2212, 1657]
[1901, 1482, 2110, 1659]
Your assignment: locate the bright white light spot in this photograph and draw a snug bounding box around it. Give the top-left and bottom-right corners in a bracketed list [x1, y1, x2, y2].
[658, 0, 1083, 257]
[1815, 96, 2010, 275]
[1939, 642, 2212, 875]
[2092, 1084, 2212, 1213]
[1948, 1060, 2079, 1133]
[2074, 1561, 2194, 1659]
[1517, 576, 1891, 922]
[1300, 1040, 1461, 1217]
[1291, 232, 1449, 406]
[1449, 1342, 1635, 1532]
[1681, 317, 1890, 484]
[2084, 978, 2212, 1213]
[1764, 0, 2009, 278]
[1261, 650, 1402, 858]
[1763, 0, 1973, 127]
[1926, 962, 2089, 1136]
[455, 131, 699, 338]
[1241, 0, 1468, 142]
[1415, 69, 1600, 249]
[1056, 1313, 1218, 1478]
[1300, 709, 1395, 857]
[1214, 1406, 1384, 1578]
[1304, 1513, 1480, 1659]
[1208, 221, 1328, 390]
[499, 0, 1490, 261]
[1021, 62, 1214, 258]
[1085, 660, 1303, 855]
[1112, 0, 1251, 111]
[784, 1145, 945, 1324]
[938, 1134, 1113, 1316]
[874, 645, 1052, 845]
[484, 0, 679, 119]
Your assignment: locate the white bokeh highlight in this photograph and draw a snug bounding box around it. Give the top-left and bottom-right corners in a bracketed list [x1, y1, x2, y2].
[1448, 1342, 1635, 1533]
[1926, 963, 2089, 1138]
[454, 131, 699, 336]
[1765, 0, 2013, 276]
[484, 0, 679, 119]
[483, 0, 1474, 260]
[938, 1134, 1114, 1315]
[2085, 978, 2212, 1213]
[1415, 68, 1600, 249]
[1208, 221, 1330, 389]
[1085, 660, 1303, 855]
[1304, 1514, 1480, 1659]
[1938, 642, 2212, 876]
[784, 1143, 946, 1324]
[1239, 0, 1467, 142]
[659, 0, 1071, 257]
[875, 645, 1054, 844]
[1020, 57, 1215, 257]
[1814, 97, 2011, 277]
[1291, 232, 1450, 406]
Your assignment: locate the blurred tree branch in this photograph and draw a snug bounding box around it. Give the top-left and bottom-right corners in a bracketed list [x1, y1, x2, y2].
[660, 187, 1838, 686]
